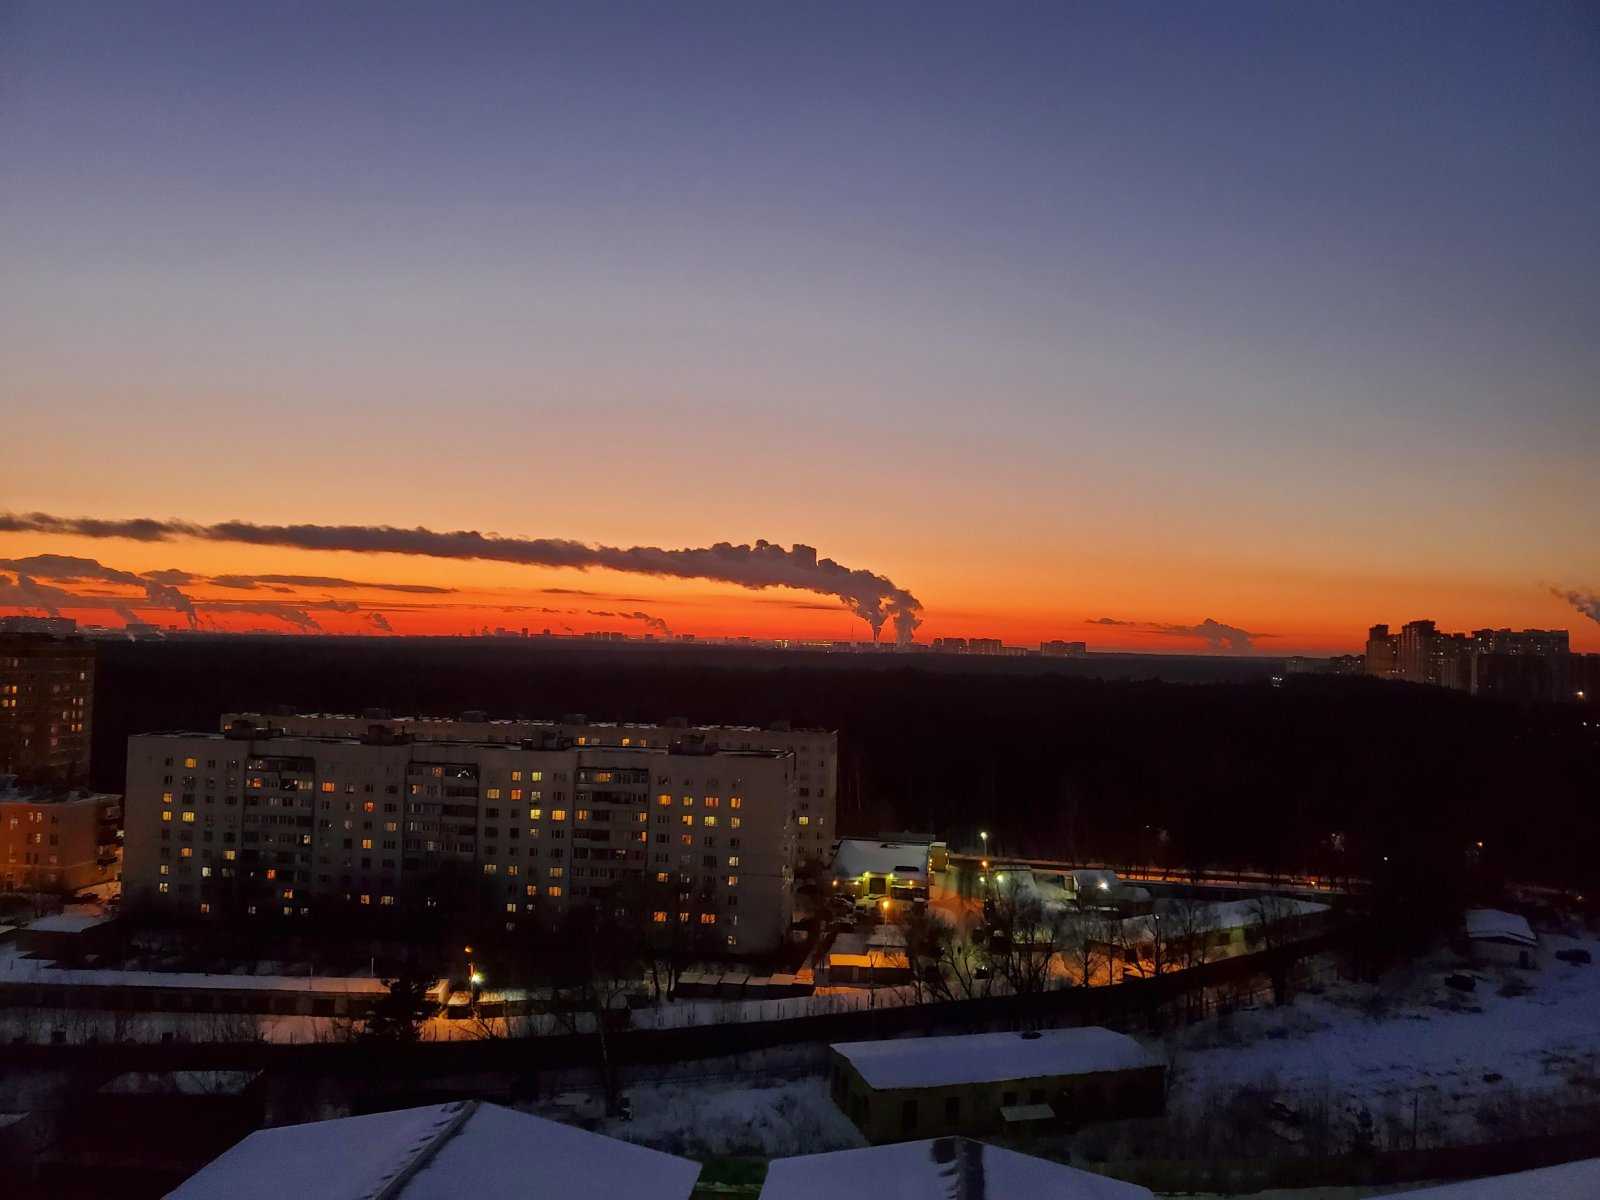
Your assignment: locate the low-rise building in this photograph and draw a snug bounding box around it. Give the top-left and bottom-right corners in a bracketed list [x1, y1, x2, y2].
[829, 1027, 1166, 1143]
[0, 775, 120, 893]
[830, 839, 932, 903]
[761, 1137, 1154, 1199]
[167, 1100, 703, 1200]
[1463, 908, 1538, 968]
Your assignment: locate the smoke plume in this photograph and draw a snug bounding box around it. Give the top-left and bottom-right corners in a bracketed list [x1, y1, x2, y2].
[366, 611, 394, 634]
[1088, 614, 1265, 653]
[587, 609, 672, 635]
[0, 553, 198, 626]
[0, 512, 923, 642]
[1552, 587, 1600, 626]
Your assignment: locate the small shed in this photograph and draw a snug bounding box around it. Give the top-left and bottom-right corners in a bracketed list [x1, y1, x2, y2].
[1464, 909, 1537, 968]
[19, 912, 120, 961]
[829, 1027, 1165, 1143]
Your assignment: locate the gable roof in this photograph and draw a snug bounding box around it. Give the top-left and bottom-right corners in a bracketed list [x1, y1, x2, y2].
[1464, 909, 1536, 947]
[1391, 1158, 1600, 1198]
[760, 1138, 1154, 1200]
[830, 839, 929, 880]
[165, 1101, 702, 1200]
[831, 1027, 1162, 1090]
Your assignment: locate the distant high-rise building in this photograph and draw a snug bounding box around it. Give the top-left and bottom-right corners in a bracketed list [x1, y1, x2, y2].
[1041, 640, 1088, 658]
[1365, 620, 1575, 702]
[0, 632, 95, 785]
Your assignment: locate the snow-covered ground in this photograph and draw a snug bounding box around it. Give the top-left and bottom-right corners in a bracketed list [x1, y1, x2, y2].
[591, 1075, 865, 1160]
[1161, 930, 1600, 1151]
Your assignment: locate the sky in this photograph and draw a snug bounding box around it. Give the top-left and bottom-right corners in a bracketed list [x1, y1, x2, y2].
[2, 1, 1597, 652]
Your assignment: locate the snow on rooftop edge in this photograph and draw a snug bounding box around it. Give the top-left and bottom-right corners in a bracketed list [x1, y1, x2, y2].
[166, 1101, 702, 1200]
[832, 1027, 1162, 1090]
[760, 1138, 1154, 1200]
[1393, 1157, 1600, 1198]
[1464, 908, 1536, 946]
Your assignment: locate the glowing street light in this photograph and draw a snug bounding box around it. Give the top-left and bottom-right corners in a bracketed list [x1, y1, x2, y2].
[470, 971, 485, 987]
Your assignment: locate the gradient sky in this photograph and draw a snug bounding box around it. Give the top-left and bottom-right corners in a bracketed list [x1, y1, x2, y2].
[3, 2, 1597, 651]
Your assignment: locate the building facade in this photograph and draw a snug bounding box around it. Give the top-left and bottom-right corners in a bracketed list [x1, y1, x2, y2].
[1365, 621, 1574, 703]
[124, 724, 797, 954]
[0, 776, 121, 893]
[0, 632, 94, 785]
[220, 711, 838, 865]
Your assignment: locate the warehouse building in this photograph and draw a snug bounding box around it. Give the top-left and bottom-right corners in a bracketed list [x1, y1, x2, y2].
[829, 1027, 1165, 1143]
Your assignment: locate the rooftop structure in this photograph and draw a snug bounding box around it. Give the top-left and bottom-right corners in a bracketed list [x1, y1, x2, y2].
[167, 1100, 702, 1200]
[1464, 908, 1537, 948]
[834, 1027, 1161, 1091]
[760, 1137, 1153, 1200]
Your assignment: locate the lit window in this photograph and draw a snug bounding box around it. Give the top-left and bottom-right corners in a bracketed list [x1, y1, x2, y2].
[161, 792, 173, 805]
[657, 794, 671, 806]
[727, 875, 739, 887]
[529, 771, 542, 782]
[223, 849, 236, 861]
[797, 816, 809, 826]
[483, 863, 498, 875]
[320, 781, 336, 793]
[548, 866, 564, 878]
[161, 811, 173, 823]
[729, 797, 742, 809]
[486, 788, 501, 800]
[551, 809, 566, 822]
[181, 810, 196, 823]
[184, 757, 197, 769]
[158, 881, 170, 894]
[704, 797, 719, 808]
[360, 894, 371, 905]
[652, 911, 668, 923]
[681, 796, 694, 808]
[179, 847, 193, 859]
[731, 817, 741, 829]
[199, 902, 210, 914]
[159, 864, 170, 876]
[547, 885, 562, 897]
[510, 788, 523, 801]
[528, 807, 542, 821]
[656, 871, 671, 883]
[727, 856, 740, 868]
[576, 809, 590, 821]
[681, 814, 693, 827]
[380, 895, 396, 906]
[361, 838, 373, 850]
[511, 770, 522, 782]
[700, 913, 717, 925]
[506, 902, 517, 913]
[703, 815, 717, 827]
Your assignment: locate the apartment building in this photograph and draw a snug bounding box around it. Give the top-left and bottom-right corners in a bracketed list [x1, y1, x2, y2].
[221, 711, 838, 865]
[124, 723, 797, 954]
[0, 774, 121, 893]
[0, 632, 95, 785]
[1365, 621, 1574, 702]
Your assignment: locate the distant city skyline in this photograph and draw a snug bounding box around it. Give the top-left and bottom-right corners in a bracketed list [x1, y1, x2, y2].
[3, 3, 1596, 652]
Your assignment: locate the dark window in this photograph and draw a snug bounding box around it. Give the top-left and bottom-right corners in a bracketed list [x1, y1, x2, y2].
[944, 1096, 960, 1122]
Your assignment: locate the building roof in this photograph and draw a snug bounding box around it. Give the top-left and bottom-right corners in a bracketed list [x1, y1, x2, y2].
[830, 839, 930, 880]
[1391, 1158, 1600, 1198]
[25, 912, 115, 935]
[0, 950, 391, 995]
[832, 1027, 1162, 1090]
[759, 1138, 1153, 1200]
[1465, 909, 1537, 947]
[166, 1100, 702, 1200]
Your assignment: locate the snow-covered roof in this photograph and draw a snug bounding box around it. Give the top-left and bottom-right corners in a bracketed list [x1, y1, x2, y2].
[1464, 909, 1536, 947]
[166, 1101, 702, 1200]
[760, 1138, 1154, 1200]
[832, 1027, 1162, 1090]
[1393, 1158, 1600, 1198]
[831, 839, 929, 880]
[0, 951, 390, 995]
[24, 912, 114, 934]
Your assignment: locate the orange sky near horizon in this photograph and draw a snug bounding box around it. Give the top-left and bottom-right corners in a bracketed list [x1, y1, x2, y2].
[2, 526, 1594, 655]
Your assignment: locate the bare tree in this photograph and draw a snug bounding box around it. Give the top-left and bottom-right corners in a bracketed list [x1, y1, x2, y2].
[1060, 914, 1112, 988]
[986, 879, 1067, 994]
[1251, 893, 1301, 1005]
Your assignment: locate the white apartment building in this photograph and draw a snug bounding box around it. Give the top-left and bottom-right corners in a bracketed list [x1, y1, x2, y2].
[124, 724, 797, 954]
[221, 711, 838, 864]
